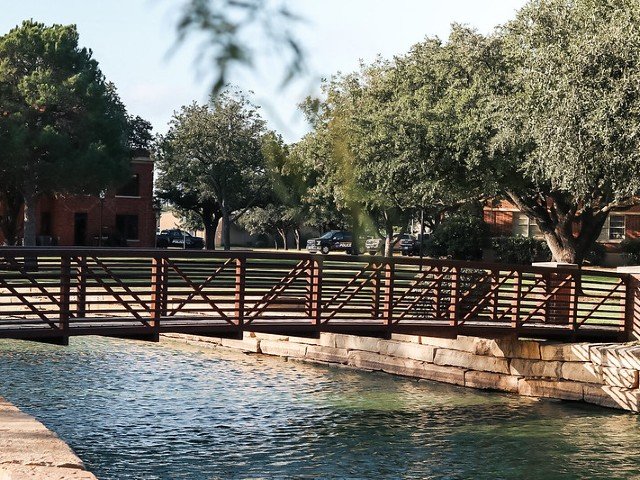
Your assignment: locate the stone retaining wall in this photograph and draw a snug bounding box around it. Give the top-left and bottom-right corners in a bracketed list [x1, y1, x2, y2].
[163, 332, 640, 412]
[0, 398, 96, 479]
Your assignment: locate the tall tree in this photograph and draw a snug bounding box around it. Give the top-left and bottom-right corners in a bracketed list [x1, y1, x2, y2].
[493, 0, 640, 263]
[0, 21, 131, 246]
[154, 148, 222, 249]
[155, 90, 268, 250]
[307, 30, 495, 256]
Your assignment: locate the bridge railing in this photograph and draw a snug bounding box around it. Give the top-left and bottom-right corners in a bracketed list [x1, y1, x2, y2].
[0, 248, 633, 342]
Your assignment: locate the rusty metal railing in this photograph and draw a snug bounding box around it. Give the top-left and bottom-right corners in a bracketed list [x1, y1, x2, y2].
[0, 248, 632, 344]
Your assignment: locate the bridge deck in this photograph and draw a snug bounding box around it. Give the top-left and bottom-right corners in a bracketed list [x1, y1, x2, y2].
[0, 248, 633, 344]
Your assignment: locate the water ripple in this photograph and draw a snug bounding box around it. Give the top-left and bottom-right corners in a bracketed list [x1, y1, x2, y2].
[0, 337, 638, 479]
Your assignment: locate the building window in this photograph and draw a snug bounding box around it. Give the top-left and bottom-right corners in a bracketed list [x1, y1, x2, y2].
[598, 215, 626, 242]
[116, 174, 140, 197]
[116, 215, 139, 240]
[513, 213, 542, 238]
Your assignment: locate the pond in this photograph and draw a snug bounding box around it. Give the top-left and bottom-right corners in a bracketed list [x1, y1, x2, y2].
[0, 337, 638, 479]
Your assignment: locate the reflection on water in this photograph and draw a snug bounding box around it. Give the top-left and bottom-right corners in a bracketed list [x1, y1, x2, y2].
[0, 337, 638, 479]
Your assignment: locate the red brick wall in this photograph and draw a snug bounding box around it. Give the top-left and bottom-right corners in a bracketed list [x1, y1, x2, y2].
[626, 215, 640, 241]
[484, 210, 514, 237]
[0, 157, 156, 247]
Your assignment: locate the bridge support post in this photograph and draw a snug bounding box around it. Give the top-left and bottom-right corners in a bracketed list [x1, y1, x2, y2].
[308, 258, 322, 327]
[618, 269, 640, 341]
[235, 257, 246, 333]
[449, 267, 459, 327]
[150, 256, 167, 340]
[533, 262, 577, 326]
[382, 261, 394, 336]
[371, 263, 381, 319]
[59, 255, 71, 344]
[76, 257, 87, 319]
[511, 271, 522, 332]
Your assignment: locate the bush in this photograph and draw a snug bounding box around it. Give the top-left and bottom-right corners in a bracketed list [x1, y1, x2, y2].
[584, 242, 606, 266]
[621, 239, 640, 265]
[424, 214, 487, 261]
[492, 237, 550, 265]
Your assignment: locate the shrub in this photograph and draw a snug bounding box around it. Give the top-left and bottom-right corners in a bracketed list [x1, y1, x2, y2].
[584, 242, 606, 266]
[621, 239, 640, 265]
[492, 237, 550, 265]
[424, 214, 488, 261]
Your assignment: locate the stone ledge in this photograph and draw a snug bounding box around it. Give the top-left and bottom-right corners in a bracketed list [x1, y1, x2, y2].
[434, 348, 510, 374]
[305, 345, 349, 364]
[0, 465, 97, 480]
[377, 341, 436, 363]
[518, 378, 583, 402]
[464, 370, 520, 393]
[558, 362, 639, 388]
[419, 335, 541, 360]
[559, 361, 602, 384]
[583, 384, 640, 412]
[590, 344, 640, 370]
[347, 351, 466, 386]
[511, 358, 562, 378]
[0, 399, 96, 479]
[540, 342, 594, 362]
[259, 340, 307, 358]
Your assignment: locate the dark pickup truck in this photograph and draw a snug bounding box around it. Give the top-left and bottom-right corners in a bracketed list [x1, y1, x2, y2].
[156, 229, 205, 249]
[365, 233, 418, 256]
[307, 230, 353, 254]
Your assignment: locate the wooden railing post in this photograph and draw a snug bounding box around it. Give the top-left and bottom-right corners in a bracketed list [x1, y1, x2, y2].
[372, 263, 381, 319]
[511, 271, 522, 330]
[433, 266, 442, 320]
[235, 256, 246, 328]
[150, 256, 167, 336]
[382, 261, 394, 328]
[308, 258, 323, 326]
[624, 274, 639, 341]
[570, 272, 579, 335]
[59, 255, 71, 337]
[449, 267, 459, 327]
[532, 262, 578, 326]
[76, 257, 87, 319]
[491, 269, 499, 322]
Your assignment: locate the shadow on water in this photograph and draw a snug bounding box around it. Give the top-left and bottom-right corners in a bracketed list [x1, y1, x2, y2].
[0, 337, 638, 480]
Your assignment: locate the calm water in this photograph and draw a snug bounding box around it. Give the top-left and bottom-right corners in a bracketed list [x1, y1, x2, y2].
[0, 338, 639, 480]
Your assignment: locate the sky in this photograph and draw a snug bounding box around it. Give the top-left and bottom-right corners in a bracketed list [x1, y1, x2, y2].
[0, 0, 528, 142]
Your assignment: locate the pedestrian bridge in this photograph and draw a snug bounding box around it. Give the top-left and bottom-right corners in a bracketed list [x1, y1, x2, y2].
[0, 248, 635, 345]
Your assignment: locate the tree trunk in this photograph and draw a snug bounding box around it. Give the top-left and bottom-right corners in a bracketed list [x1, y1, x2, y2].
[278, 229, 288, 250]
[22, 185, 37, 247]
[383, 219, 394, 258]
[202, 209, 222, 250]
[0, 190, 23, 246]
[221, 203, 231, 251]
[506, 190, 608, 265]
[294, 228, 301, 250]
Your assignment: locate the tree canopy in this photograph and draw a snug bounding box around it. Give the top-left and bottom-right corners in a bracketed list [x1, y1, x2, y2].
[0, 20, 133, 245]
[286, 0, 640, 263]
[155, 90, 269, 250]
[494, 0, 640, 263]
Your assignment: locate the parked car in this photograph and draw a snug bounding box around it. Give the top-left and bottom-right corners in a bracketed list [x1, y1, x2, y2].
[156, 229, 205, 249]
[365, 233, 417, 256]
[307, 230, 353, 254]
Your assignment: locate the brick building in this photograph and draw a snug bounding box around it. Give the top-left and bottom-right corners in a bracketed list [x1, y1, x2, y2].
[484, 199, 640, 264]
[1, 155, 156, 247]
